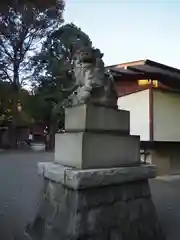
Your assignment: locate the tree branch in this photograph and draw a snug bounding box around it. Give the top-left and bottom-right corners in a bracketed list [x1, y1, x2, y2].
[0, 40, 13, 61]
[18, 29, 39, 62]
[1, 68, 13, 83]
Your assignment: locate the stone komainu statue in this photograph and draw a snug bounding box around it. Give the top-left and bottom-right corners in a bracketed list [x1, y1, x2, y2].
[67, 46, 117, 108]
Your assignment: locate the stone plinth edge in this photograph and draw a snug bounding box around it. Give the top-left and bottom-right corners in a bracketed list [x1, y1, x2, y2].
[38, 162, 156, 190]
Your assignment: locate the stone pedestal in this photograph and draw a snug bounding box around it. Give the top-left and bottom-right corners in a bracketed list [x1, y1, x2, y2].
[64, 104, 130, 132]
[26, 104, 165, 240]
[55, 132, 140, 168]
[55, 104, 140, 169]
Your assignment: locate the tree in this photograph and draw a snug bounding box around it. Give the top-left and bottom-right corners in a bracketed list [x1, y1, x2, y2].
[0, 0, 64, 86]
[0, 81, 32, 127]
[0, 82, 13, 125]
[1, 0, 58, 8]
[32, 23, 92, 149]
[0, 0, 64, 147]
[32, 23, 92, 85]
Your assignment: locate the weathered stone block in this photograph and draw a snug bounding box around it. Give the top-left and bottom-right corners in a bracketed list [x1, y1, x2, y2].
[65, 104, 130, 132]
[110, 229, 123, 240]
[26, 179, 165, 240]
[44, 178, 150, 212]
[38, 162, 156, 190]
[128, 199, 142, 221]
[54, 132, 140, 168]
[86, 232, 109, 240]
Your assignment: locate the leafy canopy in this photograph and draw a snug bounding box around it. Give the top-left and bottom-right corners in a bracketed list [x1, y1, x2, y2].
[33, 23, 92, 80]
[0, 0, 64, 88]
[31, 23, 92, 127]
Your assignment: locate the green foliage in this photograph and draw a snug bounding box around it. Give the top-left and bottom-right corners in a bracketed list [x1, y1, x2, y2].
[0, 6, 93, 134]
[0, 0, 64, 87]
[0, 0, 65, 147]
[32, 23, 92, 80]
[1, 0, 60, 9]
[32, 23, 92, 113]
[0, 81, 32, 126]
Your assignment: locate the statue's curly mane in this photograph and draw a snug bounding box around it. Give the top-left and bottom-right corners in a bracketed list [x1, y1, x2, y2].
[74, 47, 103, 63]
[67, 46, 117, 108]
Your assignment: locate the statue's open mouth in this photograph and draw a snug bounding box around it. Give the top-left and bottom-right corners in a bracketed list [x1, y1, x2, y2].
[83, 58, 93, 63]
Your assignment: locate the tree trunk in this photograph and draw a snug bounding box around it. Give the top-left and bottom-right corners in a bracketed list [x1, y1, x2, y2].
[10, 65, 20, 149]
[10, 90, 18, 148]
[46, 126, 53, 151]
[48, 124, 55, 151]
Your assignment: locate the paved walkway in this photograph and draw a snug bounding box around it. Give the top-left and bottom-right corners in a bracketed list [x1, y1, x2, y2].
[150, 175, 180, 240]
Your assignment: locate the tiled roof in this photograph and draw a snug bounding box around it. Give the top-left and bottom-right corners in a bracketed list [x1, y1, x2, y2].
[108, 59, 180, 88]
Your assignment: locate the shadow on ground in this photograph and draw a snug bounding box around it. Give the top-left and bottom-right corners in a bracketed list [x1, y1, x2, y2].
[150, 176, 180, 240]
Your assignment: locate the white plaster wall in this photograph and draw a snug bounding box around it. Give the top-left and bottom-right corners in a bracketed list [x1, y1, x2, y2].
[153, 90, 180, 141]
[117, 89, 150, 141]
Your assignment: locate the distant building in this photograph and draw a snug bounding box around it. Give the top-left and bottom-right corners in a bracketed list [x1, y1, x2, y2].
[109, 59, 180, 175]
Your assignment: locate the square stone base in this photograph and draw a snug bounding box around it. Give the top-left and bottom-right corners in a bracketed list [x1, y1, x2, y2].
[55, 132, 140, 169]
[38, 162, 156, 189]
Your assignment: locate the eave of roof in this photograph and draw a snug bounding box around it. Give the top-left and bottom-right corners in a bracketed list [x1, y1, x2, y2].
[108, 59, 180, 88]
[109, 59, 180, 73]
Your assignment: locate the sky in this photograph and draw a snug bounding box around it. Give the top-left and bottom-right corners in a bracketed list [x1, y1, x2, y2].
[64, 0, 180, 68]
